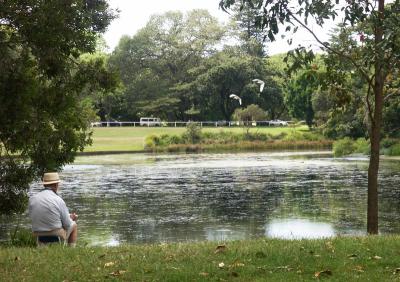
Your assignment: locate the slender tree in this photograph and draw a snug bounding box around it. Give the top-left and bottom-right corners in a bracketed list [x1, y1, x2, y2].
[220, 0, 400, 234]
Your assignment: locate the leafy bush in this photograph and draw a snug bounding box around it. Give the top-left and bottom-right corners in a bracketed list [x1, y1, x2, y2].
[183, 122, 202, 144]
[354, 138, 370, 155]
[333, 138, 356, 157]
[243, 132, 269, 141]
[144, 134, 159, 148]
[381, 138, 397, 149]
[386, 143, 400, 156]
[270, 132, 287, 140]
[9, 228, 36, 247]
[283, 130, 324, 142]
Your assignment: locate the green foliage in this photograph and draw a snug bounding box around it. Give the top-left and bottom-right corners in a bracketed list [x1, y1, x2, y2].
[229, 2, 267, 57]
[383, 93, 400, 138]
[79, 53, 122, 122]
[285, 69, 319, 128]
[354, 138, 370, 155]
[0, 1, 115, 215]
[8, 228, 36, 248]
[144, 134, 183, 149]
[232, 104, 266, 124]
[142, 126, 333, 153]
[183, 122, 202, 144]
[109, 9, 286, 122]
[386, 143, 400, 156]
[283, 130, 324, 142]
[109, 10, 225, 120]
[0, 156, 31, 215]
[333, 138, 356, 157]
[333, 137, 370, 157]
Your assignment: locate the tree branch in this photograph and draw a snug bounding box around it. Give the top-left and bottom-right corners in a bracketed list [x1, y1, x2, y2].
[384, 90, 400, 101]
[286, 9, 373, 88]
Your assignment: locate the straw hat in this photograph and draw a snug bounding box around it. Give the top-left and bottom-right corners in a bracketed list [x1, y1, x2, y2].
[42, 172, 60, 185]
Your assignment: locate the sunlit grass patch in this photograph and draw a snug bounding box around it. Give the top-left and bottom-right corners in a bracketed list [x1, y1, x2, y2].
[1, 236, 400, 281]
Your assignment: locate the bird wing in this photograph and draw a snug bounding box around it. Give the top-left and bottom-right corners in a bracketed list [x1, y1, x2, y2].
[253, 78, 264, 84]
[260, 82, 265, 92]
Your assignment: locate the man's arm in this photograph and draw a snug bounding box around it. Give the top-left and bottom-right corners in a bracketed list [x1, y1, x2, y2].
[59, 199, 74, 230]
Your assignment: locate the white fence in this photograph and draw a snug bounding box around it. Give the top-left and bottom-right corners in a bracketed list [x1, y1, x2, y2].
[91, 120, 290, 127]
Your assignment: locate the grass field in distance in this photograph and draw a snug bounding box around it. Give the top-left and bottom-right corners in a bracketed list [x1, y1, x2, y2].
[85, 126, 309, 152]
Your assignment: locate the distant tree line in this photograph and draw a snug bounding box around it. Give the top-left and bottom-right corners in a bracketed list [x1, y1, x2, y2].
[93, 5, 399, 140]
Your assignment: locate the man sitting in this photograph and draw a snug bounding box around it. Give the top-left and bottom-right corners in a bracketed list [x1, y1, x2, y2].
[29, 172, 78, 246]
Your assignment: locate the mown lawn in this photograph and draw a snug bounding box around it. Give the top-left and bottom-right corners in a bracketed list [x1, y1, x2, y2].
[1, 236, 400, 281]
[85, 126, 309, 152]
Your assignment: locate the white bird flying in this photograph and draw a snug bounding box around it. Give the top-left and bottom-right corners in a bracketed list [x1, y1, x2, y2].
[229, 94, 242, 105]
[252, 79, 265, 93]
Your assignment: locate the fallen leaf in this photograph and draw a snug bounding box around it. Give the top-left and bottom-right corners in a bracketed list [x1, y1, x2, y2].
[199, 272, 209, 277]
[372, 255, 382, 260]
[14, 256, 21, 261]
[314, 254, 321, 257]
[347, 254, 358, 259]
[393, 268, 400, 274]
[104, 262, 115, 267]
[325, 241, 335, 252]
[231, 262, 245, 267]
[314, 269, 332, 278]
[215, 245, 227, 254]
[353, 265, 364, 273]
[218, 262, 225, 268]
[109, 270, 126, 276]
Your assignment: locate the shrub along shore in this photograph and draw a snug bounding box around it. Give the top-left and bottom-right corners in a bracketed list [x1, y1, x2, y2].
[144, 124, 333, 153]
[1, 236, 400, 281]
[83, 126, 399, 156]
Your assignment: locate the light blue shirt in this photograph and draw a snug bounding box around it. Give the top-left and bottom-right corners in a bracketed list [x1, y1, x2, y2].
[28, 189, 73, 232]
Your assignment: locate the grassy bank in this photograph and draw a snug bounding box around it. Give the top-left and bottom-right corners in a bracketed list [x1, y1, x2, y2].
[2, 237, 400, 281]
[333, 137, 400, 157]
[85, 126, 309, 152]
[152, 140, 332, 153]
[144, 125, 332, 153]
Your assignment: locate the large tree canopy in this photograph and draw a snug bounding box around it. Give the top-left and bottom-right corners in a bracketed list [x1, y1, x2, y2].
[109, 10, 225, 120]
[0, 1, 116, 214]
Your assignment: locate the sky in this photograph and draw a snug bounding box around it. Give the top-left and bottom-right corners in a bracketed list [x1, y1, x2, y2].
[103, 0, 334, 55]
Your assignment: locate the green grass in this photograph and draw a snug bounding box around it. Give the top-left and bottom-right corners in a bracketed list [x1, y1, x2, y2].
[85, 126, 309, 152]
[2, 236, 400, 281]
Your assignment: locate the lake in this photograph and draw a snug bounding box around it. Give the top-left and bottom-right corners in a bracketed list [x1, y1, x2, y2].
[1, 151, 400, 246]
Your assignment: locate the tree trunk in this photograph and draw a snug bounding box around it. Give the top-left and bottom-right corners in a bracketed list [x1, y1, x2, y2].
[367, 0, 385, 235]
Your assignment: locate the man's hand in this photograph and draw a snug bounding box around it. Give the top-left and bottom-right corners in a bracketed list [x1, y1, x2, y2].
[70, 213, 78, 221]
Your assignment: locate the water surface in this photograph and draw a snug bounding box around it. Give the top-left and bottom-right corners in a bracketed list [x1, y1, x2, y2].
[1, 151, 400, 246]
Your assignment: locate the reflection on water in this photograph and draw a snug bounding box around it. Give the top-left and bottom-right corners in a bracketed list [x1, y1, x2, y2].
[1, 151, 400, 246]
[265, 219, 335, 239]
